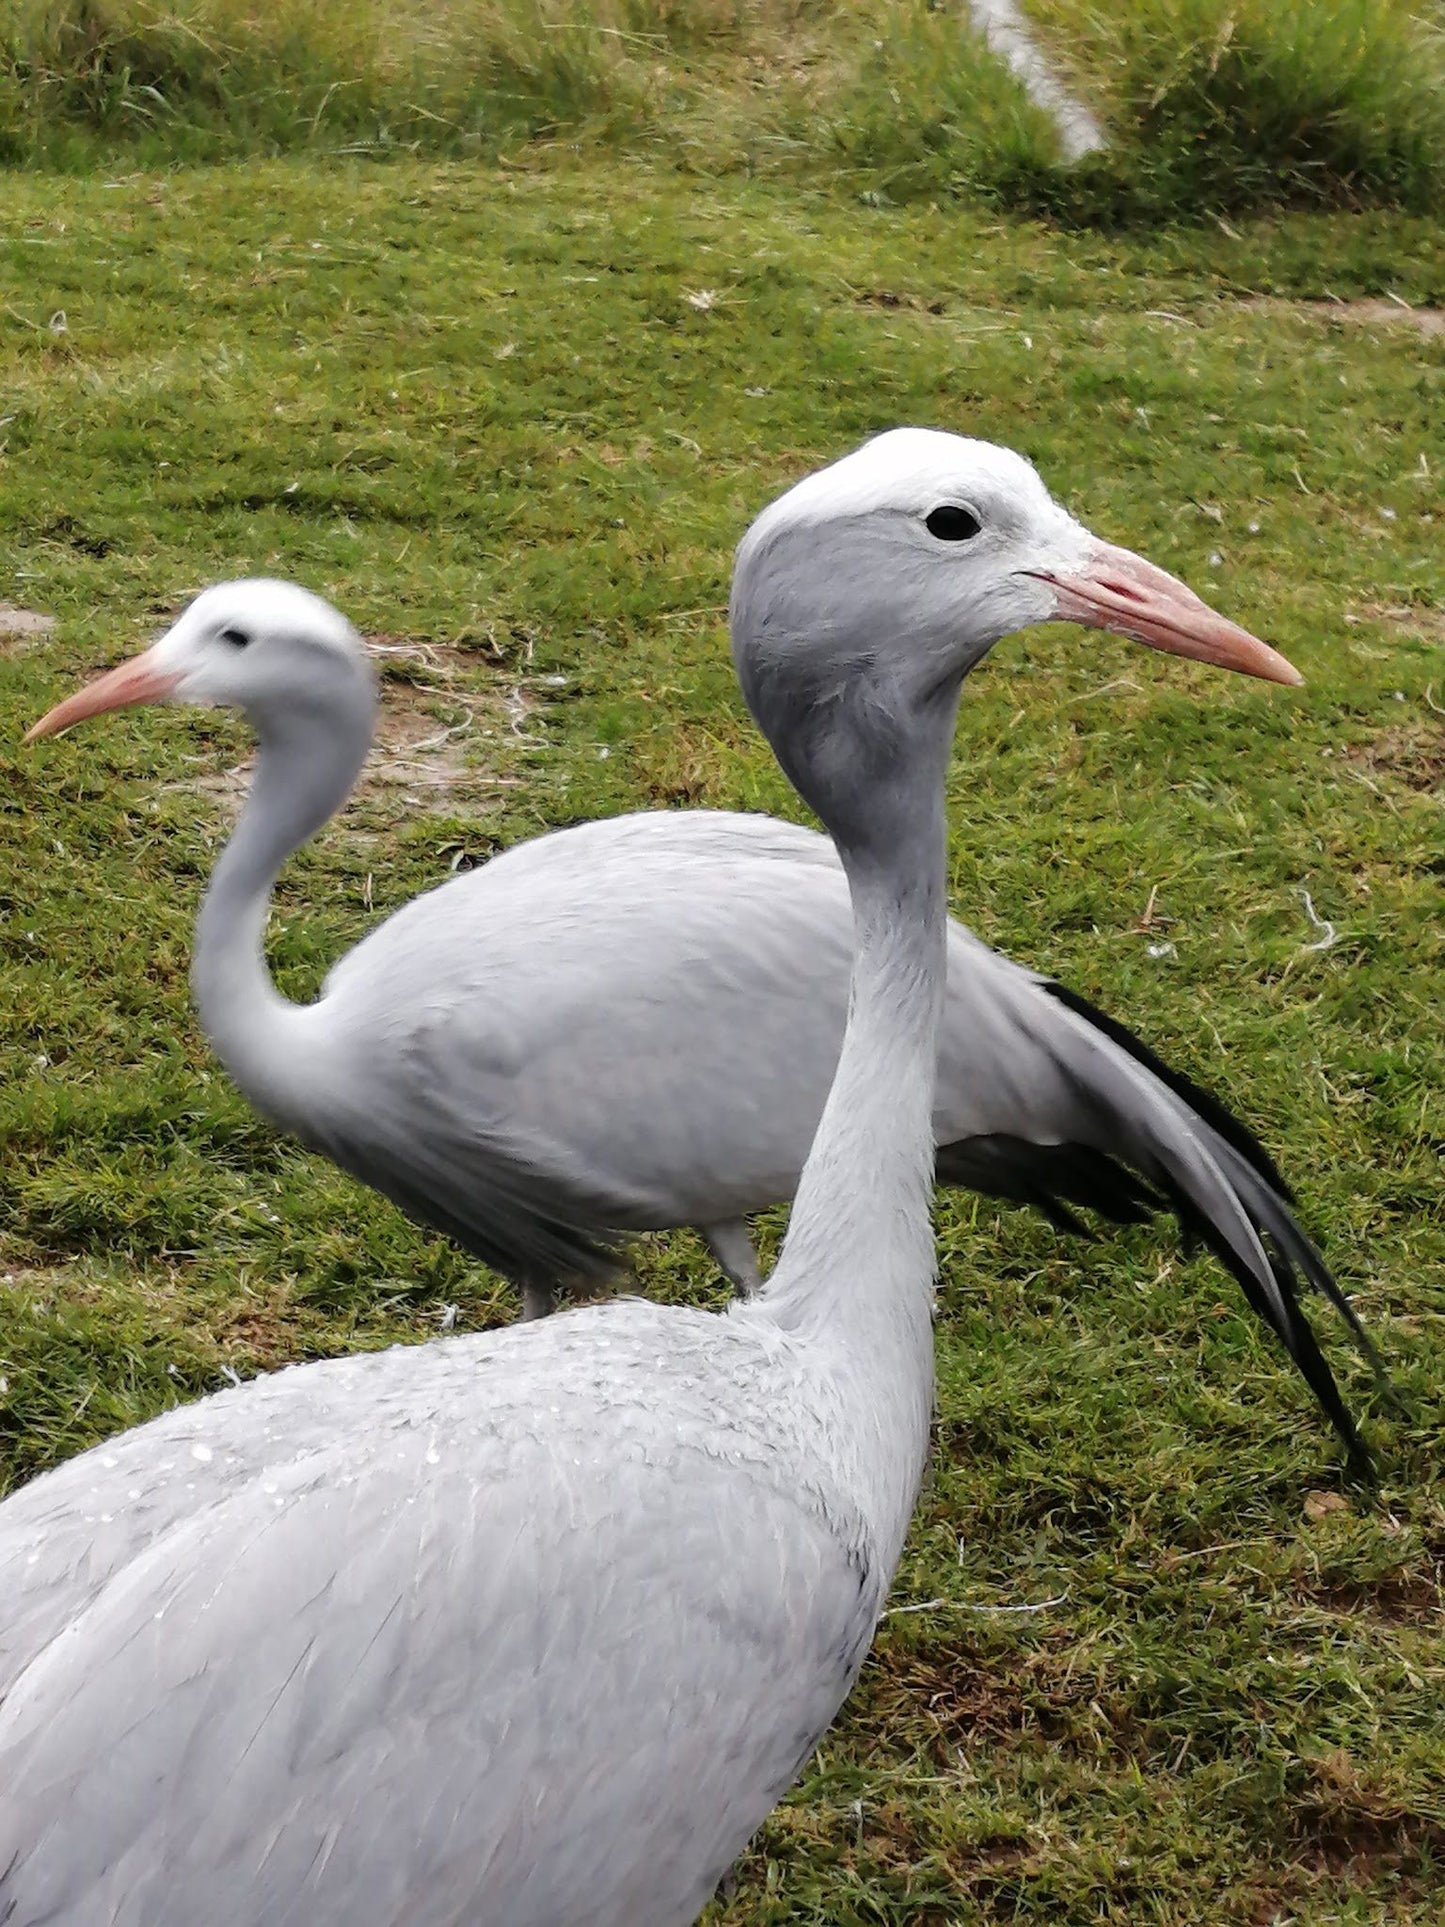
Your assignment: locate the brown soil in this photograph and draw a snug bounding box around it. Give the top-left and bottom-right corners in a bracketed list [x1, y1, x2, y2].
[163, 636, 530, 818]
[0, 604, 56, 651]
[1343, 722, 1445, 793]
[1236, 296, 1445, 336]
[1349, 601, 1445, 643]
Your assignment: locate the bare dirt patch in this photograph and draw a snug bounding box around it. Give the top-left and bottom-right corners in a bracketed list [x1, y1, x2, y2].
[0, 1262, 64, 1293]
[0, 604, 56, 651]
[853, 288, 946, 314]
[1293, 1779, 1445, 1882]
[365, 692, 489, 804]
[1343, 722, 1445, 793]
[868, 1631, 1112, 1763]
[1235, 296, 1445, 337]
[1307, 1567, 1444, 1625]
[1348, 602, 1445, 643]
[162, 635, 536, 820]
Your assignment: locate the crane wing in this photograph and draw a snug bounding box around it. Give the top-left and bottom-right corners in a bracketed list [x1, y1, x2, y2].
[292, 809, 1373, 1464]
[932, 927, 1379, 1474]
[306, 813, 866, 1250]
[0, 1313, 871, 1927]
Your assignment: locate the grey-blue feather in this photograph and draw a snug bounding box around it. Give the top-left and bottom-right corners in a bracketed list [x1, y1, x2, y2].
[304, 806, 1274, 1242]
[26, 575, 1366, 1442]
[291, 808, 1369, 1463]
[8, 433, 1371, 1920]
[0, 1301, 877, 1927]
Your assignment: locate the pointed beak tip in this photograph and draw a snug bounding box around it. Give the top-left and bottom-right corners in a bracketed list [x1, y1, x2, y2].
[23, 653, 179, 745]
[1236, 637, 1304, 688]
[1052, 544, 1305, 692]
[23, 703, 77, 745]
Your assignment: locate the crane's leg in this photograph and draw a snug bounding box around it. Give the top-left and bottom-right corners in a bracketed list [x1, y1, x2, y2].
[701, 1219, 763, 1297]
[519, 1279, 555, 1321]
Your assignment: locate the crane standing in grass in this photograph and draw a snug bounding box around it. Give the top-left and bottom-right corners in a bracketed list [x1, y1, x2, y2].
[23, 442, 1373, 1466]
[0, 432, 1342, 1924]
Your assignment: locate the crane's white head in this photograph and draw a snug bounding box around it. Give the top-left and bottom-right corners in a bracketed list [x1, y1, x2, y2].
[26, 579, 377, 744]
[730, 428, 1298, 785]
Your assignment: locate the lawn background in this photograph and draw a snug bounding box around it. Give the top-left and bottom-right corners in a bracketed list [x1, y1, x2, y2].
[1, 5, 1444, 1919]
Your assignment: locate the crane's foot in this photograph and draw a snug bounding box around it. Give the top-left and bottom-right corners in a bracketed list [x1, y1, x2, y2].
[701, 1219, 764, 1298]
[519, 1280, 556, 1321]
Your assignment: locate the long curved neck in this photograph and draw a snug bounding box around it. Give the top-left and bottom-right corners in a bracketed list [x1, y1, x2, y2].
[192, 697, 372, 1129]
[754, 680, 958, 1575]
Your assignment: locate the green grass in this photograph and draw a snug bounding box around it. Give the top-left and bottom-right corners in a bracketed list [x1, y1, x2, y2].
[0, 0, 1065, 182]
[1, 157, 1443, 1920]
[1029, 0, 1445, 217]
[3, 0, 1445, 216]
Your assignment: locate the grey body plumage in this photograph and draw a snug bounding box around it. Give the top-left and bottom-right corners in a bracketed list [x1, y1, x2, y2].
[0, 1302, 891, 1926]
[29, 537, 1370, 1456]
[4, 430, 1357, 1923]
[294, 805, 1371, 1467]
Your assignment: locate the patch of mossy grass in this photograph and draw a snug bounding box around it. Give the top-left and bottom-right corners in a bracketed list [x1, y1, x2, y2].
[0, 158, 1442, 1921]
[1, 0, 1443, 217]
[0, 0, 1058, 181]
[1029, 0, 1445, 220]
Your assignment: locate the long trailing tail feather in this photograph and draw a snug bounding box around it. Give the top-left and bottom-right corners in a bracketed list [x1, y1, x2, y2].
[1063, 1068, 1379, 1480]
[1202, 1134, 1398, 1407]
[1065, 1048, 1381, 1478]
[938, 969, 1385, 1477]
[1143, 1159, 1375, 1484]
[1041, 980, 1298, 1201]
[1041, 980, 1382, 1364]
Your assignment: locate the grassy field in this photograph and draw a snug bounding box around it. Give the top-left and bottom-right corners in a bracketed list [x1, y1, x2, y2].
[1, 152, 1443, 1922]
[3, 0, 1444, 215]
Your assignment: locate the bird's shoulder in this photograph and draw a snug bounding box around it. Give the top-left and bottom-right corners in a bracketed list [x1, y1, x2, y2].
[0, 1305, 874, 1923]
[319, 810, 843, 999]
[0, 1301, 869, 1687]
[309, 811, 857, 1107]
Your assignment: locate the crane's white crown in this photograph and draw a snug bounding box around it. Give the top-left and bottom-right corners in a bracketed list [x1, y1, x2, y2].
[740, 427, 1089, 563]
[150, 578, 375, 713]
[730, 428, 1103, 731]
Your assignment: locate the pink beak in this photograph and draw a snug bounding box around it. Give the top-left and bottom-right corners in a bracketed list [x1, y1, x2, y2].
[25, 646, 181, 742]
[1035, 541, 1302, 686]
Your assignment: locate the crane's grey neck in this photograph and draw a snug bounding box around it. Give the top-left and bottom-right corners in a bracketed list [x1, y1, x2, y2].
[192, 689, 374, 1128]
[760, 679, 954, 1323]
[746, 664, 959, 1566]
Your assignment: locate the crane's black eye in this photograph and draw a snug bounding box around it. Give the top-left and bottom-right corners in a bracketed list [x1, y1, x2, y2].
[925, 505, 982, 542]
[218, 627, 251, 649]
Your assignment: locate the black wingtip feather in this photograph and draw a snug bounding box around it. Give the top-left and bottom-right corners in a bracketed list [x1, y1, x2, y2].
[1042, 980, 1296, 1203]
[936, 1135, 1162, 1234]
[1153, 1170, 1375, 1482]
[1223, 1162, 1392, 1388]
[940, 991, 1380, 1477]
